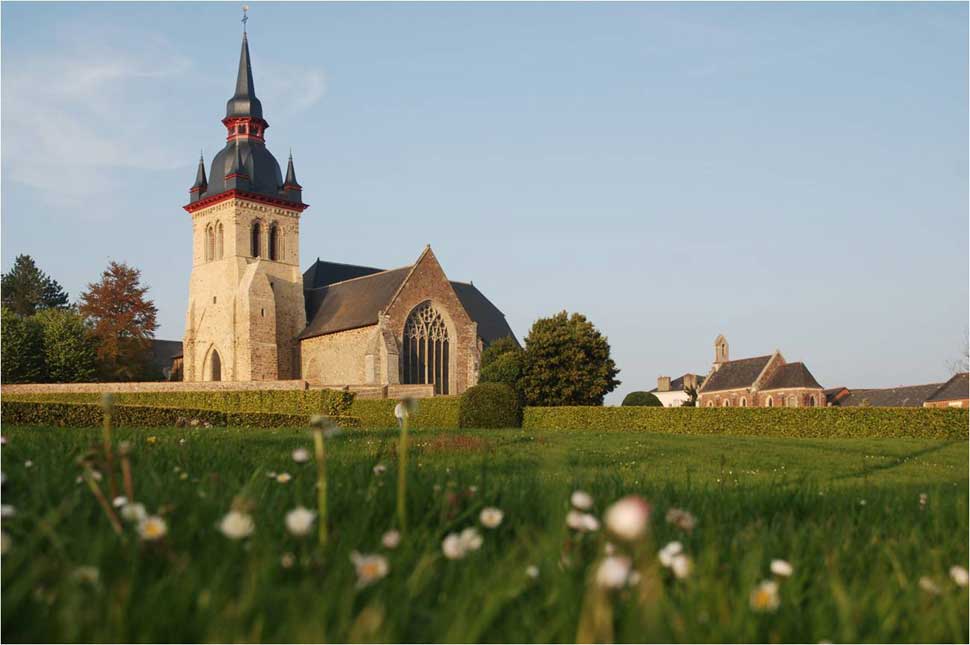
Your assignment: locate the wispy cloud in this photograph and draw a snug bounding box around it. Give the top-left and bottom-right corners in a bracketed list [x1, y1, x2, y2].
[1, 29, 194, 210]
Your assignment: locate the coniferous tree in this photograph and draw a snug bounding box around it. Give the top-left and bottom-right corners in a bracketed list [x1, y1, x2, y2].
[519, 311, 620, 407]
[1, 254, 69, 316]
[79, 261, 158, 381]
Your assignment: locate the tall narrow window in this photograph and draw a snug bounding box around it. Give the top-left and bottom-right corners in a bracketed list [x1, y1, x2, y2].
[401, 302, 450, 394]
[269, 223, 280, 261]
[216, 222, 224, 259]
[208, 349, 222, 382]
[205, 225, 215, 261]
[251, 221, 262, 258]
[766, 396, 773, 408]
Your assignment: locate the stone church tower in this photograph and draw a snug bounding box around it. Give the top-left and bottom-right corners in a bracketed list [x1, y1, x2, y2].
[181, 30, 308, 382]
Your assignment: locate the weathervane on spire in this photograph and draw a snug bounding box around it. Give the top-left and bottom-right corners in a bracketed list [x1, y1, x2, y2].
[241, 4, 249, 33]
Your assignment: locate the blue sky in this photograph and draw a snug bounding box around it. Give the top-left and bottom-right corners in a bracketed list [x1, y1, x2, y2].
[2, 2, 967, 402]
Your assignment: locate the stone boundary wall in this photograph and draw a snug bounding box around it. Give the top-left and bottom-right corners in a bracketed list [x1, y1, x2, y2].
[2, 381, 437, 399]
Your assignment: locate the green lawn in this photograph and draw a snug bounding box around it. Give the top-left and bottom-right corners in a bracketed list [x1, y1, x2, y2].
[1, 425, 967, 643]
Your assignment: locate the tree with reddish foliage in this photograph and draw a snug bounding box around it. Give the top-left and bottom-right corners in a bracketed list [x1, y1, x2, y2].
[79, 261, 159, 381]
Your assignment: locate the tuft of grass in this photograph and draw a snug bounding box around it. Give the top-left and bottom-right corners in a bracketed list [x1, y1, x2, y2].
[1, 426, 966, 643]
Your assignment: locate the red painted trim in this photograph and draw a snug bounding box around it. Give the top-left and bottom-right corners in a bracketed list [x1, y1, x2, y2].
[189, 185, 204, 194]
[283, 183, 302, 191]
[224, 173, 249, 180]
[184, 189, 308, 214]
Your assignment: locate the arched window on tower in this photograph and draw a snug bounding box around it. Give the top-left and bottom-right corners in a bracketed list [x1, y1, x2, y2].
[205, 225, 215, 262]
[216, 222, 224, 259]
[251, 221, 262, 258]
[401, 302, 450, 395]
[269, 223, 280, 261]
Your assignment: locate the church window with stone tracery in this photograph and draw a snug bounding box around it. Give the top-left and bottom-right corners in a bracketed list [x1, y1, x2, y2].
[402, 302, 450, 395]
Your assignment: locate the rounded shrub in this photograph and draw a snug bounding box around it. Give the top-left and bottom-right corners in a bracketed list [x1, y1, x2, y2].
[458, 382, 523, 429]
[621, 391, 663, 407]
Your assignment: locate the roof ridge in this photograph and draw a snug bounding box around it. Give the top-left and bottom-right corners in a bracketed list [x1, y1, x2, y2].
[319, 264, 412, 288]
[313, 259, 386, 272]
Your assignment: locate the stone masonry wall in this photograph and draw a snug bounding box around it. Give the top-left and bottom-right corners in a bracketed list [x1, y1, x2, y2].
[301, 326, 375, 385]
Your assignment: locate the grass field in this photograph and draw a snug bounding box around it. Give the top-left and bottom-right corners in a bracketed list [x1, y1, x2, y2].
[1, 424, 967, 643]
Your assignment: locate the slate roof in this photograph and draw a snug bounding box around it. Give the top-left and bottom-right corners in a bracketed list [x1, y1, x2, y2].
[150, 339, 183, 375]
[824, 387, 849, 405]
[761, 362, 822, 390]
[700, 355, 772, 393]
[650, 373, 706, 393]
[925, 372, 969, 403]
[834, 383, 943, 408]
[300, 259, 517, 345]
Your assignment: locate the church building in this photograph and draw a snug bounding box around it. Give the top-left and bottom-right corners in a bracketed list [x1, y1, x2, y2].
[180, 29, 516, 395]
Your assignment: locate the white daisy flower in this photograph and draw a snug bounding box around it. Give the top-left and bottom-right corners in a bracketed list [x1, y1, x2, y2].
[571, 490, 593, 510]
[276, 473, 292, 484]
[596, 556, 632, 589]
[112, 496, 128, 508]
[219, 510, 255, 540]
[351, 551, 389, 589]
[671, 554, 692, 580]
[479, 507, 504, 529]
[918, 576, 941, 595]
[292, 448, 310, 464]
[120, 502, 147, 523]
[749, 580, 780, 612]
[658, 541, 683, 568]
[526, 565, 540, 579]
[949, 565, 969, 587]
[442, 533, 466, 560]
[665, 508, 697, 532]
[770, 559, 794, 577]
[605, 495, 651, 541]
[373, 464, 387, 476]
[566, 510, 600, 532]
[460, 527, 483, 551]
[137, 516, 168, 541]
[284, 506, 316, 537]
[24, 460, 33, 469]
[381, 530, 401, 549]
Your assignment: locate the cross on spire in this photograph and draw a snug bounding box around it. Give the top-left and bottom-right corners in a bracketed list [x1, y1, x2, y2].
[241, 4, 249, 33]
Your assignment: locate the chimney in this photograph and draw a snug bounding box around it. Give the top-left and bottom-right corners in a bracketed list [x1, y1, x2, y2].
[683, 374, 697, 390]
[657, 376, 671, 392]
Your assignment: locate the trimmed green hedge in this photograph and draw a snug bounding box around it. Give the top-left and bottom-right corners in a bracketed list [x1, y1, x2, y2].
[1, 389, 354, 417]
[522, 406, 969, 440]
[351, 397, 460, 429]
[1, 400, 359, 429]
[621, 391, 663, 407]
[459, 383, 522, 428]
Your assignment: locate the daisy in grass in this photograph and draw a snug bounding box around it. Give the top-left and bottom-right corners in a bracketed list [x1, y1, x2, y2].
[526, 565, 540, 579]
[442, 533, 465, 560]
[284, 507, 316, 537]
[1, 505, 15, 518]
[596, 556, 632, 589]
[112, 496, 128, 508]
[276, 473, 292, 484]
[381, 530, 401, 549]
[24, 460, 33, 469]
[665, 508, 697, 532]
[749, 580, 780, 612]
[770, 559, 794, 577]
[138, 516, 168, 541]
[292, 448, 310, 464]
[604, 495, 651, 541]
[670, 554, 692, 580]
[351, 551, 389, 589]
[919, 493, 928, 509]
[658, 541, 683, 568]
[918, 576, 941, 595]
[281, 552, 296, 569]
[566, 510, 600, 533]
[373, 464, 387, 476]
[121, 502, 147, 523]
[571, 490, 593, 510]
[460, 527, 483, 551]
[220, 510, 255, 540]
[480, 507, 503, 529]
[949, 566, 968, 588]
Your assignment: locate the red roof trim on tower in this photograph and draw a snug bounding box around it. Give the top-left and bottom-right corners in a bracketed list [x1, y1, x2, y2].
[183, 189, 308, 214]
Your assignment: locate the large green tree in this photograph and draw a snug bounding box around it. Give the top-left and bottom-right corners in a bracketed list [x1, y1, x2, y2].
[519, 311, 620, 407]
[79, 261, 158, 381]
[1, 254, 70, 316]
[1, 307, 46, 383]
[479, 335, 526, 397]
[35, 308, 99, 383]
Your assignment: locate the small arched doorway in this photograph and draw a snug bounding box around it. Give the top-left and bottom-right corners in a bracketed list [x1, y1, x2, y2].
[206, 348, 222, 382]
[401, 301, 450, 394]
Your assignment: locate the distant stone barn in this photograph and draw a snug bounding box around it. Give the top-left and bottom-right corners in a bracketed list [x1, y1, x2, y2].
[179, 31, 516, 395]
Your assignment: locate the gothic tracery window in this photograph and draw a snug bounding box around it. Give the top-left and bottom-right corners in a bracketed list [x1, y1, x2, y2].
[401, 302, 450, 394]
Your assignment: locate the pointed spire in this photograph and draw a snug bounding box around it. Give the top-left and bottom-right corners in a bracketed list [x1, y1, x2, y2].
[284, 150, 300, 187]
[193, 151, 207, 189]
[226, 31, 263, 119]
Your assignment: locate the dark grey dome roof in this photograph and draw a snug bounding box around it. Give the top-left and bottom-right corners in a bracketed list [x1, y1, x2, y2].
[206, 139, 283, 197]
